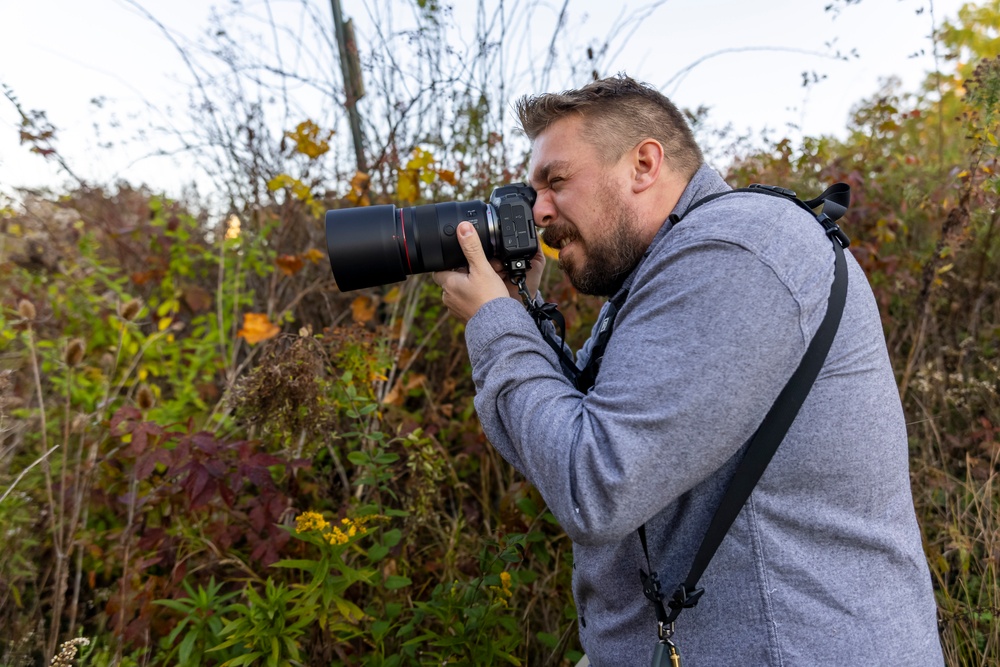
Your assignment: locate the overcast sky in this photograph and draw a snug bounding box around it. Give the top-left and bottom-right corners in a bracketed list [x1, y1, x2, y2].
[0, 0, 968, 203]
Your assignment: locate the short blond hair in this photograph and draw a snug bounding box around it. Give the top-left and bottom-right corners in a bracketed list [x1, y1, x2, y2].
[515, 74, 703, 179]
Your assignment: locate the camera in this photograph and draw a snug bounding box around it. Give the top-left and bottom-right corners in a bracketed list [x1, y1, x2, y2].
[325, 183, 538, 292]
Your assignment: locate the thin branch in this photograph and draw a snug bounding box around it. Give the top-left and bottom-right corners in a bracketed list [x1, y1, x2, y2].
[662, 46, 846, 96]
[0, 444, 59, 505]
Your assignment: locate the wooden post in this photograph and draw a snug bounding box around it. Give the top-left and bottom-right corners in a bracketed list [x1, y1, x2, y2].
[330, 0, 367, 173]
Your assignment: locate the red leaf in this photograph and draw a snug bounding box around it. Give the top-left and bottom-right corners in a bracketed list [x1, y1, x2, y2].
[247, 467, 275, 490]
[218, 483, 235, 508]
[111, 406, 141, 433]
[188, 465, 209, 501]
[249, 453, 284, 467]
[192, 433, 219, 455]
[135, 452, 158, 479]
[268, 494, 285, 521]
[190, 479, 216, 510]
[249, 505, 267, 533]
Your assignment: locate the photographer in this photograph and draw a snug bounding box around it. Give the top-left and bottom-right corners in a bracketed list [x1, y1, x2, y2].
[432, 75, 942, 666]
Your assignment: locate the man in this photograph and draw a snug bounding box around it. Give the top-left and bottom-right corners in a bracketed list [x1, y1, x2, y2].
[432, 75, 942, 666]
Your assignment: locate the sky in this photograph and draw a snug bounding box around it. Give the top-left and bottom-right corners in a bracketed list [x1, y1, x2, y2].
[0, 0, 970, 205]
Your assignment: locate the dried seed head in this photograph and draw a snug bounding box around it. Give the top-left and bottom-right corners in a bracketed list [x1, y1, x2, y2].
[18, 299, 36, 321]
[71, 412, 89, 434]
[136, 384, 155, 411]
[49, 637, 90, 667]
[64, 338, 85, 367]
[119, 299, 142, 322]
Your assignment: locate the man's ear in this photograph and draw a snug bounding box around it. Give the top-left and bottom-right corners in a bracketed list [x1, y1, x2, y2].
[632, 139, 663, 194]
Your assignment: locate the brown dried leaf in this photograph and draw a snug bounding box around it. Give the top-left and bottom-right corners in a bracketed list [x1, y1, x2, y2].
[276, 254, 305, 276]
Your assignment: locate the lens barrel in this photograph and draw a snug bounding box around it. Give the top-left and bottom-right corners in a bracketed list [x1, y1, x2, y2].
[325, 200, 492, 292]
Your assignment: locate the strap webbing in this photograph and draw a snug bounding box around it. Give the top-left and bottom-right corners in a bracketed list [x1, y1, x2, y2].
[518, 183, 854, 636]
[640, 231, 848, 626]
[638, 183, 852, 631]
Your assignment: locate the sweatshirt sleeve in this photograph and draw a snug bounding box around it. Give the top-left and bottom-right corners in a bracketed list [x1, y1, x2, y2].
[465, 239, 813, 546]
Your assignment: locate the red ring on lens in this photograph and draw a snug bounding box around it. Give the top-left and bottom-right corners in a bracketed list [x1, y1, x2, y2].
[399, 209, 413, 273]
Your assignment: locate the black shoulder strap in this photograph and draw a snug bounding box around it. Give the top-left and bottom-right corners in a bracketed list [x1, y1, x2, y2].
[638, 183, 852, 643]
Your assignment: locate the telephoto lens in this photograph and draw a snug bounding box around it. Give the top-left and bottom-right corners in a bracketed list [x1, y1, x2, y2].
[325, 183, 537, 292]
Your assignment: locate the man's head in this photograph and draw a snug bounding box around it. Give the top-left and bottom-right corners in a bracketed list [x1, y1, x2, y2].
[517, 74, 703, 296]
[516, 74, 703, 182]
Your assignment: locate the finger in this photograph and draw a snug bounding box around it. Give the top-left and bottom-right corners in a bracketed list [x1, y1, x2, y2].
[456, 221, 491, 273]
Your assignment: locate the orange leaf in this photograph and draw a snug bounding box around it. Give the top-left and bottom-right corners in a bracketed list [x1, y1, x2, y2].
[303, 248, 325, 264]
[238, 313, 280, 344]
[351, 296, 377, 323]
[438, 169, 456, 185]
[276, 254, 305, 276]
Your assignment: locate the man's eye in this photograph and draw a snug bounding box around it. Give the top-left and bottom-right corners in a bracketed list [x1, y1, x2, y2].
[549, 177, 563, 187]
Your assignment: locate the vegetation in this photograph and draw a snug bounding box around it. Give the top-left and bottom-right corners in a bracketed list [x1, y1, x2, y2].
[1, 1, 998, 665]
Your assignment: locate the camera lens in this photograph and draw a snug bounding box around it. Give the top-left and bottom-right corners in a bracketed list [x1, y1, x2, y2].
[325, 200, 493, 292]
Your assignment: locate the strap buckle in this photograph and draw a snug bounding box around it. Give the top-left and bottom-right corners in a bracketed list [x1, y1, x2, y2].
[748, 183, 797, 198]
[667, 584, 705, 612]
[639, 568, 663, 604]
[816, 212, 852, 249]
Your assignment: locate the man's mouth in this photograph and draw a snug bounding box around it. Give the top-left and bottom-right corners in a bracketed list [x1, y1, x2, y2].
[542, 228, 577, 251]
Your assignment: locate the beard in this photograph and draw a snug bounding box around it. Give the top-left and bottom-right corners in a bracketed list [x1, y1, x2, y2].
[542, 183, 648, 297]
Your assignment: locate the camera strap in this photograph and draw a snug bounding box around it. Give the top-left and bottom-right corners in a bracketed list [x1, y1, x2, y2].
[516, 277, 585, 384]
[636, 183, 852, 665]
[521, 183, 852, 665]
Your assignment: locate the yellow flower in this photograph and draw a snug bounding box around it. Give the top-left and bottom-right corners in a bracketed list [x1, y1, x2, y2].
[295, 511, 329, 534]
[489, 571, 514, 604]
[499, 571, 512, 597]
[325, 527, 349, 545]
[499, 572, 513, 599]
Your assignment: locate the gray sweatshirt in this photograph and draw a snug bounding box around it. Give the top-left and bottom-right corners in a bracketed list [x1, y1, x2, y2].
[464, 166, 942, 666]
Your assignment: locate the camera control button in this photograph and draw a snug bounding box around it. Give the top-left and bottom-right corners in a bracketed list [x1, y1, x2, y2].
[443, 224, 456, 236]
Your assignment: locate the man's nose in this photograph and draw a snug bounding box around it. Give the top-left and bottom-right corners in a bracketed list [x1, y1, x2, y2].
[532, 189, 555, 227]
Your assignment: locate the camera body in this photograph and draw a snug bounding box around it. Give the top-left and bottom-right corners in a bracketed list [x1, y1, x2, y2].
[325, 182, 538, 292]
[487, 182, 538, 275]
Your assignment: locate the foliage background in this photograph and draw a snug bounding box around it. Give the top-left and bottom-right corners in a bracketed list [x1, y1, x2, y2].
[1, 1, 999, 665]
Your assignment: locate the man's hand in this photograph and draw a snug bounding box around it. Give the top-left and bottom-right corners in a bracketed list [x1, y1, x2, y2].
[432, 221, 511, 323]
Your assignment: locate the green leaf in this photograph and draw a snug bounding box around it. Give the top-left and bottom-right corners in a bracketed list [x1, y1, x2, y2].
[347, 451, 368, 466]
[515, 496, 539, 518]
[271, 559, 318, 573]
[367, 544, 390, 562]
[155, 598, 196, 614]
[179, 630, 198, 666]
[381, 528, 403, 548]
[221, 652, 262, 667]
[165, 617, 191, 645]
[334, 597, 367, 623]
[371, 619, 391, 642]
[384, 575, 412, 590]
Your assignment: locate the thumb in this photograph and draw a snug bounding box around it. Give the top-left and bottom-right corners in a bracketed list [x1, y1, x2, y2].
[457, 221, 490, 271]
